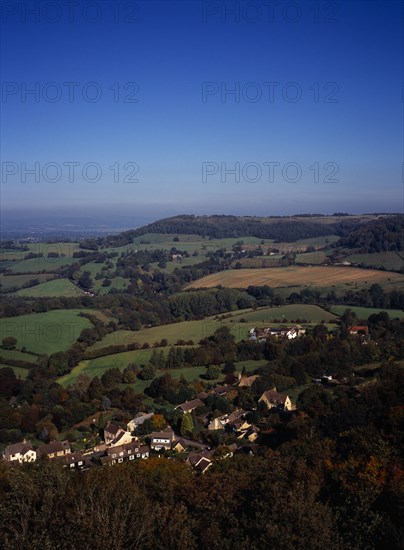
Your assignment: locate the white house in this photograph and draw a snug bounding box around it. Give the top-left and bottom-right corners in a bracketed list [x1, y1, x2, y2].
[150, 430, 175, 451]
[4, 440, 37, 463]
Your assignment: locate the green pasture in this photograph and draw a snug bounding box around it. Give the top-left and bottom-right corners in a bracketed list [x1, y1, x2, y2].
[295, 251, 328, 264]
[15, 278, 84, 297]
[344, 251, 404, 271]
[108, 233, 274, 256]
[88, 317, 252, 352]
[0, 310, 92, 355]
[89, 305, 338, 354]
[59, 350, 267, 389]
[225, 304, 338, 324]
[0, 349, 38, 363]
[0, 273, 55, 292]
[58, 348, 159, 386]
[330, 305, 404, 320]
[6, 256, 72, 273]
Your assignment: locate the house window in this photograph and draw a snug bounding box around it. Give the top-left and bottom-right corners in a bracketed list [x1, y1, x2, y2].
[78, 461, 83, 466]
[70, 463, 74, 468]
[137, 453, 140, 458]
[128, 450, 131, 454]
[119, 452, 123, 456]
[129, 455, 134, 460]
[112, 454, 116, 458]
[118, 458, 123, 463]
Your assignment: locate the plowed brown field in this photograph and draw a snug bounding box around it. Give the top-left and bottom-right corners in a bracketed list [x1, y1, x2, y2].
[186, 266, 404, 289]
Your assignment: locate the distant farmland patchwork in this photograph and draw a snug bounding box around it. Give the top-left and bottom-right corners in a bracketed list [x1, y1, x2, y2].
[186, 266, 404, 290]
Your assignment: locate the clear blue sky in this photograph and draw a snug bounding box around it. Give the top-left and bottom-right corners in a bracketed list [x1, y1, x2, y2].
[1, 0, 403, 222]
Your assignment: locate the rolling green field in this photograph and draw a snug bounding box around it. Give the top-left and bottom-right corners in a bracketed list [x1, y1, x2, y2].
[330, 305, 404, 320]
[0, 310, 92, 355]
[104, 233, 341, 258]
[87, 318, 239, 351]
[295, 251, 328, 265]
[344, 251, 404, 271]
[0, 349, 38, 364]
[225, 304, 338, 323]
[6, 256, 73, 273]
[107, 233, 274, 256]
[0, 242, 79, 262]
[58, 348, 161, 387]
[0, 273, 55, 292]
[89, 305, 338, 353]
[15, 278, 85, 297]
[59, 348, 267, 388]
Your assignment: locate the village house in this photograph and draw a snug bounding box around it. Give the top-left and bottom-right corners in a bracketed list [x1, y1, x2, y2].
[3, 440, 37, 464]
[286, 326, 306, 339]
[210, 385, 232, 398]
[208, 409, 247, 431]
[230, 417, 253, 436]
[239, 425, 260, 442]
[127, 412, 154, 432]
[175, 398, 204, 414]
[251, 325, 305, 341]
[208, 415, 228, 431]
[259, 388, 295, 411]
[100, 441, 150, 466]
[349, 325, 369, 336]
[103, 422, 132, 447]
[186, 452, 213, 474]
[238, 374, 259, 388]
[64, 451, 86, 469]
[197, 391, 209, 401]
[37, 440, 71, 460]
[172, 439, 187, 453]
[172, 437, 210, 453]
[150, 429, 175, 451]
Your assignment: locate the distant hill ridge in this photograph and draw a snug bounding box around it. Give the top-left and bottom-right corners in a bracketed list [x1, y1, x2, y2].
[91, 214, 383, 248]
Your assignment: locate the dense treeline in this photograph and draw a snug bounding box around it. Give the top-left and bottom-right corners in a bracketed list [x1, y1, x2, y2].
[338, 215, 404, 252]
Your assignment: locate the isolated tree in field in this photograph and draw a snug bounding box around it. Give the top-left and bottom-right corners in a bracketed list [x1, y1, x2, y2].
[205, 365, 221, 380]
[2, 336, 17, 350]
[139, 363, 156, 380]
[122, 364, 138, 383]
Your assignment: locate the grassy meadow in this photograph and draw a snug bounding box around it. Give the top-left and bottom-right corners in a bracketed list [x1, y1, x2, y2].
[344, 251, 404, 271]
[330, 305, 404, 320]
[0, 310, 92, 355]
[0, 273, 56, 292]
[15, 278, 85, 297]
[59, 348, 267, 388]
